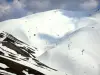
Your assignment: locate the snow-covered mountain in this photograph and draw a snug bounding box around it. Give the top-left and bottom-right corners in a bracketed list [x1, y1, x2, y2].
[0, 9, 100, 75]
[38, 11, 100, 75]
[0, 9, 77, 56]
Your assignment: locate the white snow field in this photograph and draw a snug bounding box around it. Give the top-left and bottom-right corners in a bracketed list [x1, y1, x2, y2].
[0, 9, 100, 75]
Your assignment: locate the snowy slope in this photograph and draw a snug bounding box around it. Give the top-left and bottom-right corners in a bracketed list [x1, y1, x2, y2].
[38, 12, 100, 75]
[0, 9, 76, 57]
[0, 9, 100, 75]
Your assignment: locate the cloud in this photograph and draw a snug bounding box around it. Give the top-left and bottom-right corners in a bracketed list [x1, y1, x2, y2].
[20, 0, 99, 11]
[0, 0, 99, 22]
[0, 0, 27, 21]
[80, 0, 99, 10]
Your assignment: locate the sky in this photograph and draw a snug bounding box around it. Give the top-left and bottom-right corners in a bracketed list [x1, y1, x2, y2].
[0, 0, 100, 22]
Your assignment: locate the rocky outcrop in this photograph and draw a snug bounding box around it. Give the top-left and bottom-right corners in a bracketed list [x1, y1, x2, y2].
[0, 32, 65, 75]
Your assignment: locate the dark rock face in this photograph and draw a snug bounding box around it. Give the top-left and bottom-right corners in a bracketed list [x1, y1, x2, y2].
[0, 32, 57, 75]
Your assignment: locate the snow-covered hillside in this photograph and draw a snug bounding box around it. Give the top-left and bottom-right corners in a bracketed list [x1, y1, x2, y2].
[0, 9, 77, 56]
[0, 9, 100, 75]
[38, 10, 100, 75]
